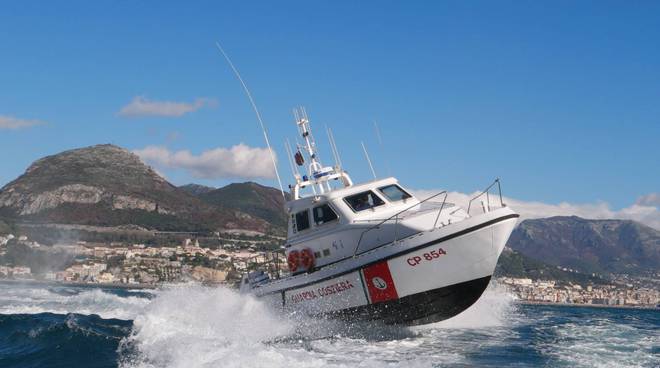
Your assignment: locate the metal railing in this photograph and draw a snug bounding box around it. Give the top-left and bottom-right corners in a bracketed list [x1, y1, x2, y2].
[467, 178, 505, 215]
[353, 190, 448, 256]
[352, 178, 506, 257]
[246, 179, 507, 277]
[244, 249, 288, 281]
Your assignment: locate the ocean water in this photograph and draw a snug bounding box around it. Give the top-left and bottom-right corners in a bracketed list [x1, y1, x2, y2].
[0, 281, 657, 368]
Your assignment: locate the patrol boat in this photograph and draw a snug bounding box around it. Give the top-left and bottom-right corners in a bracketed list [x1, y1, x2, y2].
[240, 108, 519, 325]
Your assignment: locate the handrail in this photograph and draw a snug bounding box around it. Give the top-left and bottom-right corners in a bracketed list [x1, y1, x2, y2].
[467, 178, 504, 215]
[250, 179, 507, 283]
[353, 190, 448, 256]
[245, 248, 287, 280]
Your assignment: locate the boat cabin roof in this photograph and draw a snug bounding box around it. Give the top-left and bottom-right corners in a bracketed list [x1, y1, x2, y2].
[285, 177, 409, 211]
[285, 177, 420, 240]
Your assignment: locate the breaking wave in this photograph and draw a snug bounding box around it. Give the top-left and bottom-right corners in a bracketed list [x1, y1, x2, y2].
[118, 281, 519, 368]
[0, 281, 152, 320]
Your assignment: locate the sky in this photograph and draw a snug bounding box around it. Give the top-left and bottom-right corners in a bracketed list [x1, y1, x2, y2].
[1, 1, 659, 228]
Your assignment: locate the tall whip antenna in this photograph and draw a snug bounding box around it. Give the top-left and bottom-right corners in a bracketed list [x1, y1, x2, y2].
[326, 125, 342, 169]
[373, 121, 392, 177]
[361, 141, 377, 180]
[215, 41, 285, 198]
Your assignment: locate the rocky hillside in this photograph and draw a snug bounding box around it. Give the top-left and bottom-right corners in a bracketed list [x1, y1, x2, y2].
[507, 216, 660, 276]
[0, 145, 272, 233]
[179, 183, 216, 196]
[195, 182, 289, 230]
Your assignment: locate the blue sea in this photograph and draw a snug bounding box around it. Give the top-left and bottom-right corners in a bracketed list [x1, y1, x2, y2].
[0, 281, 657, 368]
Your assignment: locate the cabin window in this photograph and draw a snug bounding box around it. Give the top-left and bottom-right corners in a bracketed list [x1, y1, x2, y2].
[294, 210, 310, 232]
[313, 204, 338, 225]
[378, 184, 412, 202]
[344, 190, 385, 212]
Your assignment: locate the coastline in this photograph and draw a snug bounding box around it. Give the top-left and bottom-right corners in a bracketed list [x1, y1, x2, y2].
[2, 279, 657, 311]
[518, 300, 659, 311]
[0, 278, 157, 290]
[0, 278, 230, 290]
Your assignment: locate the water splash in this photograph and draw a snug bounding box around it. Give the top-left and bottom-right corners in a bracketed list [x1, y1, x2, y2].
[118, 282, 519, 368]
[119, 284, 319, 368]
[0, 282, 151, 320]
[429, 281, 519, 329]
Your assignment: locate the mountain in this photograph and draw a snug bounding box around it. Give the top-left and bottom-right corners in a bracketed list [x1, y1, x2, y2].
[495, 247, 607, 285]
[507, 216, 660, 276]
[197, 182, 289, 230]
[6, 144, 657, 279]
[0, 145, 272, 233]
[179, 184, 216, 196]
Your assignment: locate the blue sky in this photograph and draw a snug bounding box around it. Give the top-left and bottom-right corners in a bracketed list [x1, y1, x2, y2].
[1, 1, 659, 222]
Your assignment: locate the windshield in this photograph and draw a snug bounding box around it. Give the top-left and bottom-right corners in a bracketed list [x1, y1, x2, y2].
[344, 191, 385, 212]
[378, 184, 412, 202]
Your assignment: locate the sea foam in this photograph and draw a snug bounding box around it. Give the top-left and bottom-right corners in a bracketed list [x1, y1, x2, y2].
[0, 282, 150, 320]
[119, 281, 519, 368]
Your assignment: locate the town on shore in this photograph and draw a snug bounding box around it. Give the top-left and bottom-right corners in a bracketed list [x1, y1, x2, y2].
[1, 233, 658, 309]
[500, 277, 658, 308]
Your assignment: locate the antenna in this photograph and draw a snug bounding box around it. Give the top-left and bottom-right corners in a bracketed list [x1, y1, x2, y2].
[373, 121, 392, 177]
[361, 141, 377, 180]
[325, 125, 341, 169]
[373, 121, 383, 146]
[215, 41, 285, 199]
[330, 128, 343, 168]
[284, 140, 296, 179]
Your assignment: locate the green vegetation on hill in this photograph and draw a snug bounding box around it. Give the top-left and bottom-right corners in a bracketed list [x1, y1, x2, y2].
[507, 216, 660, 276]
[179, 184, 216, 196]
[197, 182, 289, 232]
[496, 248, 608, 285]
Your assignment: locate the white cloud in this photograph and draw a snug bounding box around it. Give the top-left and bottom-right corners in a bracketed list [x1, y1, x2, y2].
[134, 144, 276, 179]
[412, 189, 660, 231]
[118, 96, 217, 117]
[636, 193, 660, 207]
[0, 115, 44, 130]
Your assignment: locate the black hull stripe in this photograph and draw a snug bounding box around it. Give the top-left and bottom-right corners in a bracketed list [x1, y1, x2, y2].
[324, 275, 492, 325]
[264, 213, 519, 297]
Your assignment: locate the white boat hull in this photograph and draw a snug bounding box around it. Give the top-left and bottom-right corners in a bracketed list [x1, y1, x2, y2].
[250, 207, 519, 325]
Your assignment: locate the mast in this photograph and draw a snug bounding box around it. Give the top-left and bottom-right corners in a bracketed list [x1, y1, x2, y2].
[290, 108, 353, 199]
[295, 108, 328, 193]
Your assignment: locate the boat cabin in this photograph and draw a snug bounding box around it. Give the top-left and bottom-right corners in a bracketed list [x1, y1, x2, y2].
[284, 177, 425, 272]
[279, 108, 466, 275]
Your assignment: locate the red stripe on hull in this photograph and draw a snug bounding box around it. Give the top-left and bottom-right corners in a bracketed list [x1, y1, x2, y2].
[362, 261, 398, 303]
